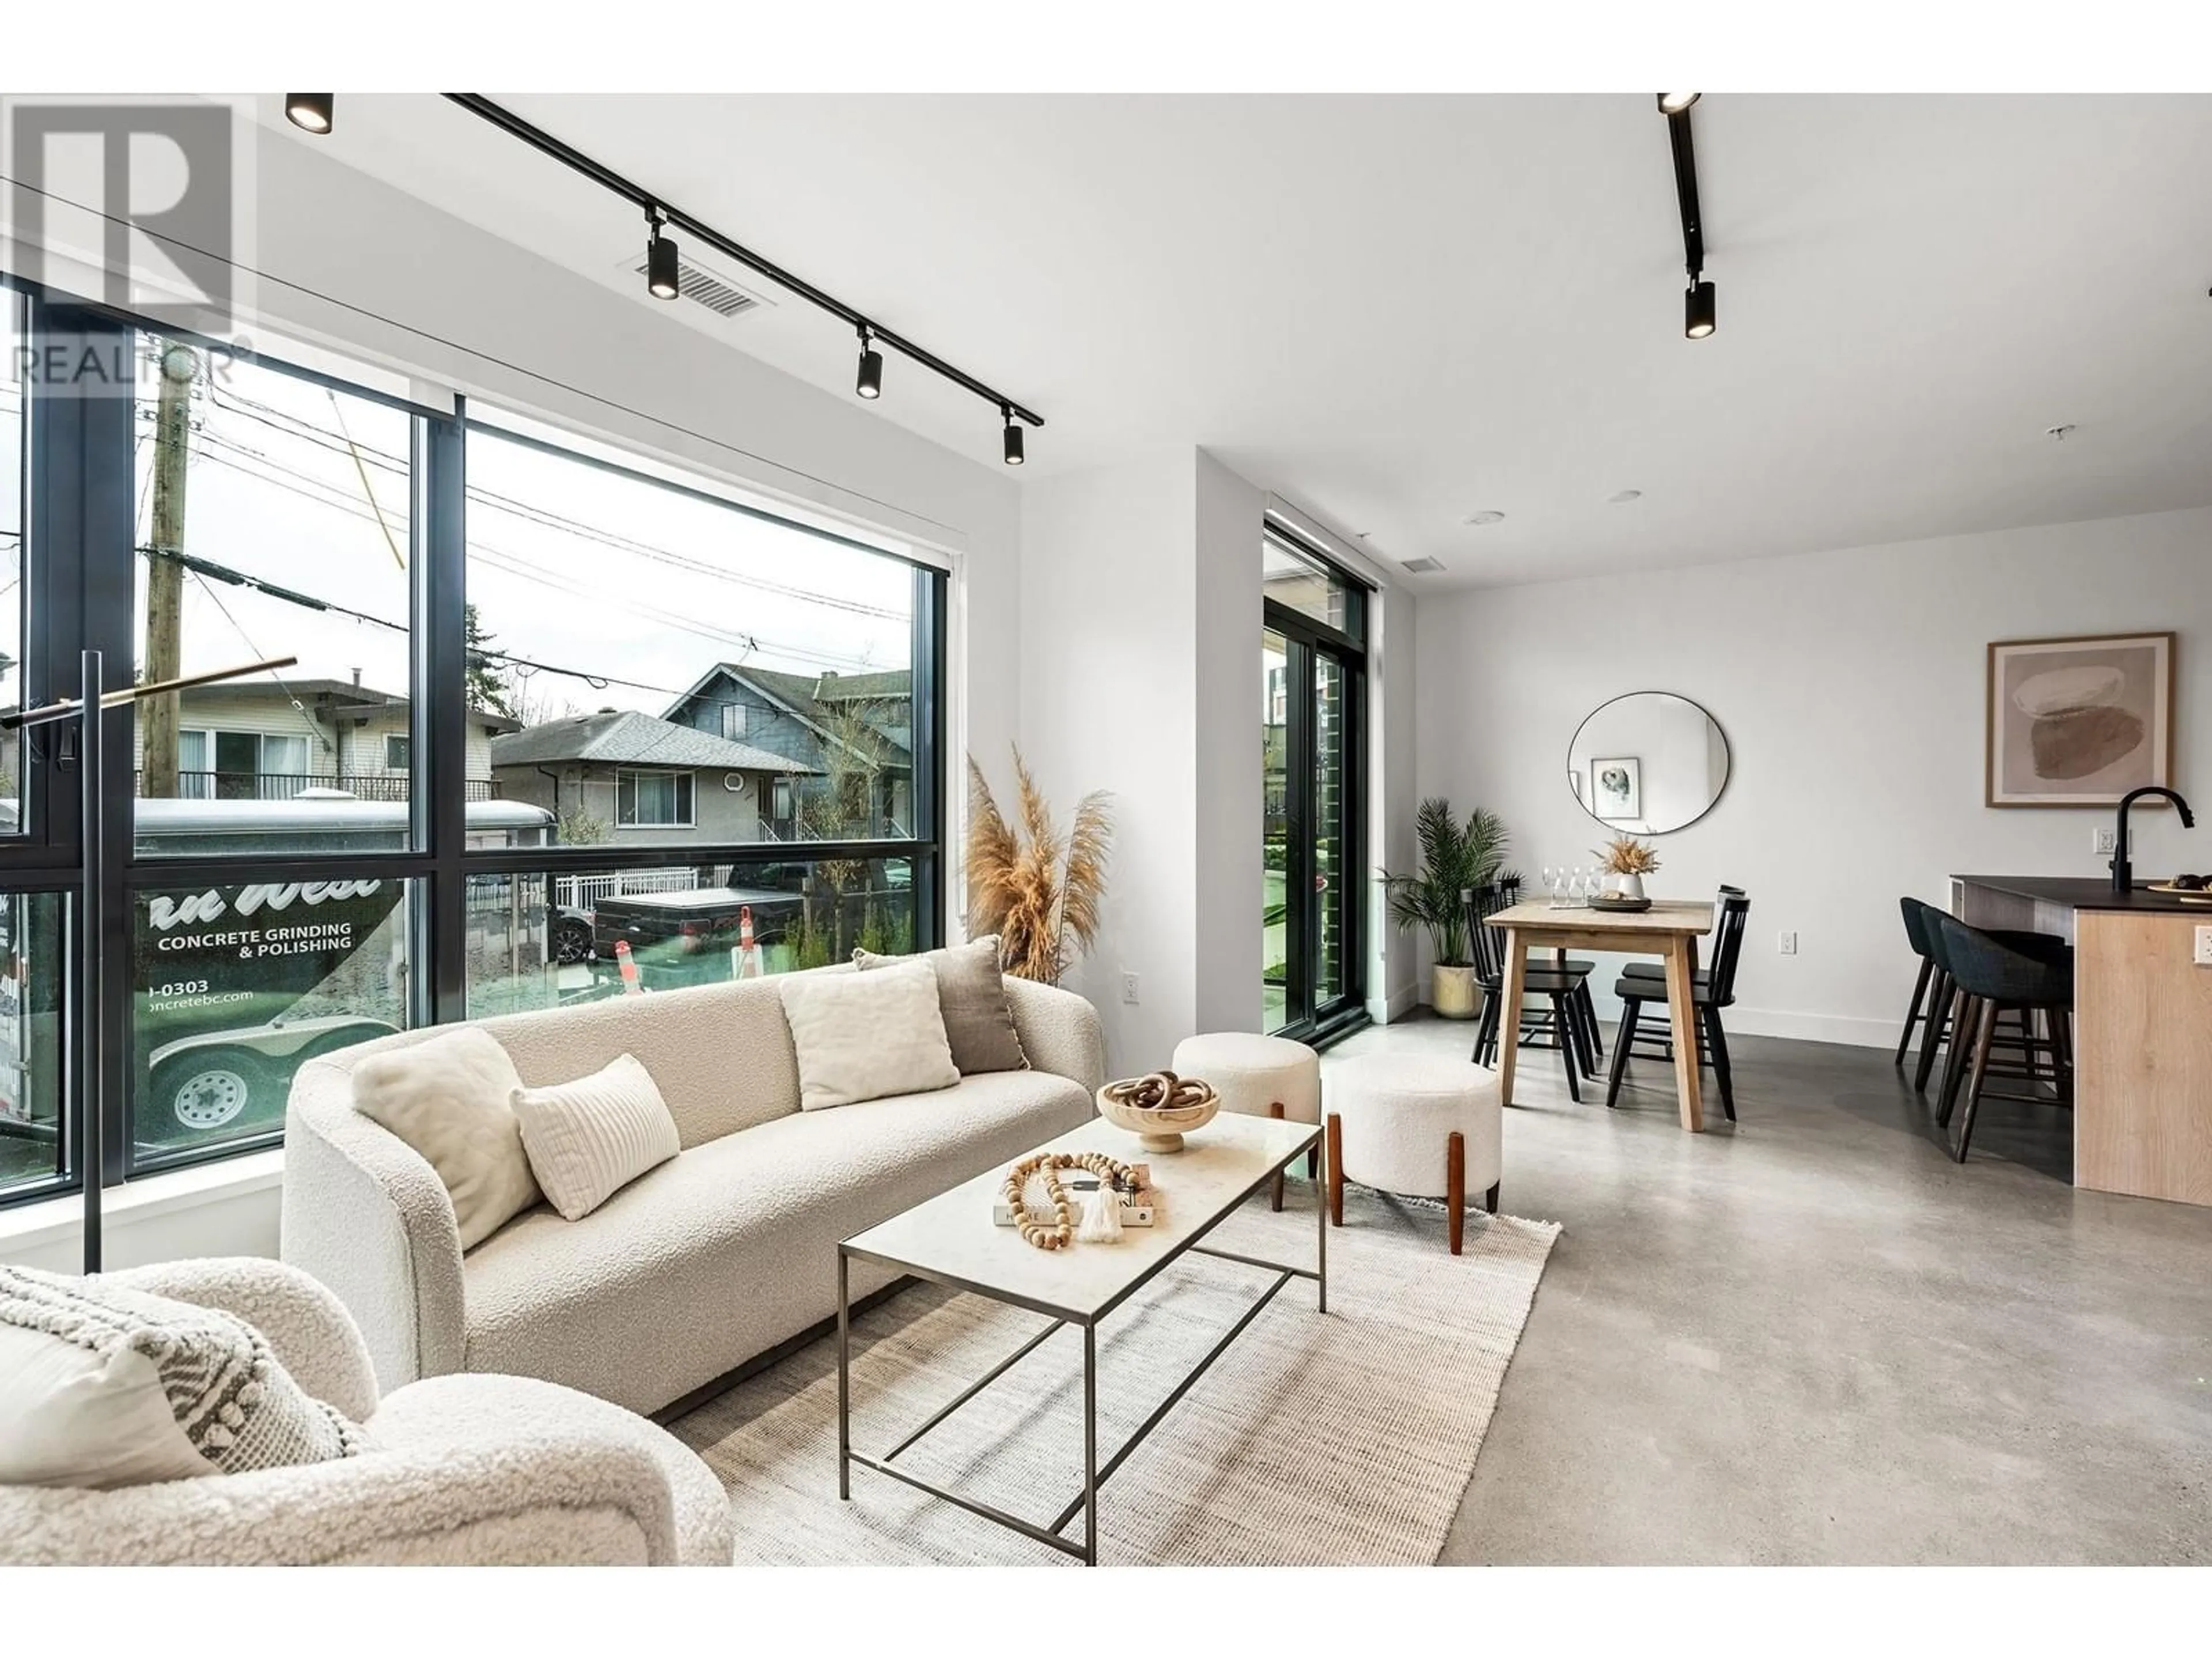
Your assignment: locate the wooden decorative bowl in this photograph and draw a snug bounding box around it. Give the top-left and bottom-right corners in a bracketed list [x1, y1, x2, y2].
[1097, 1075, 1219, 1153]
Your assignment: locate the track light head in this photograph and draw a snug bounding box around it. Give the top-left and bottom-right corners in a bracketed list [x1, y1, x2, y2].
[286, 94, 334, 134]
[1685, 279, 1717, 339]
[855, 328, 884, 400]
[1657, 93, 1701, 115]
[1002, 408, 1025, 467]
[645, 213, 680, 301]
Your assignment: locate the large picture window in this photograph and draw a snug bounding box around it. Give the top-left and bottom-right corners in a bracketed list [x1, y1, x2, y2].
[0, 283, 945, 1207]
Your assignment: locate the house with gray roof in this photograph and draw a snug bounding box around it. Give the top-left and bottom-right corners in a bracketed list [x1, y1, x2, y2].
[489, 709, 817, 848]
[661, 665, 912, 838]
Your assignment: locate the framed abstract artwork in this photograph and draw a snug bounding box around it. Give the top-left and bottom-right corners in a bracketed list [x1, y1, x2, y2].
[1986, 631, 2175, 808]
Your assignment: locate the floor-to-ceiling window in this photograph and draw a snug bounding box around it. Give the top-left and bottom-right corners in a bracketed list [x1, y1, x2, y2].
[1262, 528, 1366, 1041]
[0, 279, 945, 1210]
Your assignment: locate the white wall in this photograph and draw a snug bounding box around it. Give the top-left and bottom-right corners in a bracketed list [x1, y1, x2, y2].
[1018, 453, 1200, 1073]
[1417, 505, 2212, 1046]
[1193, 452, 1268, 1035]
[3, 120, 1025, 1267]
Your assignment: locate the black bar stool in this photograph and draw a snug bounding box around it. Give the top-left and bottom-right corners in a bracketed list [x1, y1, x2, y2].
[1467, 882, 1597, 1101]
[1927, 914, 2075, 1164]
[1907, 897, 2069, 1097]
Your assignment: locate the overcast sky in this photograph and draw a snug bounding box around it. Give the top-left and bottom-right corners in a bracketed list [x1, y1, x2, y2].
[120, 339, 913, 759]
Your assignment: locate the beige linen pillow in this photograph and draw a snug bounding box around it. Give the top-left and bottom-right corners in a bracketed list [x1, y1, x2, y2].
[0, 1266, 369, 1489]
[352, 1026, 542, 1250]
[853, 934, 1030, 1076]
[510, 1053, 681, 1222]
[777, 959, 960, 1111]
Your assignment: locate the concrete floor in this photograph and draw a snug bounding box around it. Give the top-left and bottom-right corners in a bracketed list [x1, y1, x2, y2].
[1324, 1014, 2212, 1565]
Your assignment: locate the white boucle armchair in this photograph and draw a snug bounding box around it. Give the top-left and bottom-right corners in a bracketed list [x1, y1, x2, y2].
[0, 1258, 732, 1566]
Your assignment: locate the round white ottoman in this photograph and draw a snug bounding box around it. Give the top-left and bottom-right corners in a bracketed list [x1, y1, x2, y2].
[1171, 1031, 1321, 1210]
[1327, 1054, 1502, 1255]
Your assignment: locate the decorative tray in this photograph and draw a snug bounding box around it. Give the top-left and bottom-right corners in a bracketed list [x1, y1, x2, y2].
[1585, 893, 1654, 913]
[2146, 880, 2212, 904]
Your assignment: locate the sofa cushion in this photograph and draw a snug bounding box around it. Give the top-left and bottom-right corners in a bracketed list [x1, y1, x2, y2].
[352, 1027, 541, 1252]
[778, 960, 959, 1111]
[512, 1054, 682, 1222]
[460, 1070, 1092, 1416]
[855, 935, 1030, 1076]
[477, 977, 802, 1147]
[0, 1266, 369, 1488]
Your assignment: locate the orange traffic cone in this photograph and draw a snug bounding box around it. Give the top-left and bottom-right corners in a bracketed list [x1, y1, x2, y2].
[737, 906, 763, 979]
[613, 937, 643, 995]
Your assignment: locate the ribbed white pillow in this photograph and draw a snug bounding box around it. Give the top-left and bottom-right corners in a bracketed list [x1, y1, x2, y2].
[510, 1053, 681, 1222]
[778, 960, 960, 1111]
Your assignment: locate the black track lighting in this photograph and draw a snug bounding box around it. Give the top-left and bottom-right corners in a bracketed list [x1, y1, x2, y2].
[1685, 280, 1716, 339]
[1657, 92, 1700, 114]
[443, 94, 1042, 460]
[855, 327, 883, 399]
[645, 211, 680, 301]
[286, 94, 334, 134]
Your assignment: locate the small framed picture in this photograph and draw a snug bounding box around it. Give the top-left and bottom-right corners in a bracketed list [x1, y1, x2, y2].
[1987, 632, 2176, 808]
[1592, 757, 1641, 822]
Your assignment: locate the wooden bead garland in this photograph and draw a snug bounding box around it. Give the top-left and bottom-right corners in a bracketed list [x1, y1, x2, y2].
[1002, 1150, 1140, 1251]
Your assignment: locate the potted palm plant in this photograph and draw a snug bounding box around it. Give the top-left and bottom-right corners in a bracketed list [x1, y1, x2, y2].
[1381, 798, 1510, 1019]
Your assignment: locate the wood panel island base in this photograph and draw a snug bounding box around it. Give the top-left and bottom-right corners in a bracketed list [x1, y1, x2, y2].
[1953, 876, 2212, 1207]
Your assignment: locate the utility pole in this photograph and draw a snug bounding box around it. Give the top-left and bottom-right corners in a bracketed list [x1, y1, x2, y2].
[140, 343, 196, 799]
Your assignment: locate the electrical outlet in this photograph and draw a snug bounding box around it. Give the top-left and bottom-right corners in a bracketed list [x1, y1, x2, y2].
[2196, 927, 2212, 968]
[2094, 826, 2118, 856]
[1777, 930, 1798, 956]
[1120, 971, 1141, 1005]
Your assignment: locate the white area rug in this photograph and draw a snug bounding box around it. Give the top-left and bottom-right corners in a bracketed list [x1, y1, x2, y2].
[673, 1185, 1559, 1565]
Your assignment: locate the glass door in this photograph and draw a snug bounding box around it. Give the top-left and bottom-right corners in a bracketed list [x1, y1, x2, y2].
[1262, 531, 1367, 1042]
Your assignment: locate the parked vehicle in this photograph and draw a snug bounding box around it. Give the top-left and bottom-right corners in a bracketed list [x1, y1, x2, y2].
[590, 886, 805, 990]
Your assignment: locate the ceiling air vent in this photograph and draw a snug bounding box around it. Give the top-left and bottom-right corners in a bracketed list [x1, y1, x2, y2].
[1399, 556, 1446, 575]
[626, 251, 767, 320]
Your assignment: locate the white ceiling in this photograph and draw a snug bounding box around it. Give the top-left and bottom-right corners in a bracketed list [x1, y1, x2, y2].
[289, 94, 2212, 589]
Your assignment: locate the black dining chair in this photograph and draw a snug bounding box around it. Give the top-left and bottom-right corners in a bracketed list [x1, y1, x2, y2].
[1927, 914, 2075, 1164]
[1467, 883, 1597, 1101]
[1618, 883, 1744, 999]
[1605, 891, 1751, 1122]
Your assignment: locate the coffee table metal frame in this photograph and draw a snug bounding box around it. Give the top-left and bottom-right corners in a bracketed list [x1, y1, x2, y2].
[836, 1124, 1325, 1566]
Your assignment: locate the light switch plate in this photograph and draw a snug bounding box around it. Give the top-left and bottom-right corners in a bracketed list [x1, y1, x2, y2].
[2195, 927, 2212, 968]
[1121, 971, 1141, 1004]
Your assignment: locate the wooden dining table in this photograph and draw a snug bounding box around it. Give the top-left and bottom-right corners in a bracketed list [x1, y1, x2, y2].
[1483, 899, 1717, 1131]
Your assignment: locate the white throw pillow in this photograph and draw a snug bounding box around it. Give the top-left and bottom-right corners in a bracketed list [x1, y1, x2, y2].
[777, 960, 960, 1111]
[511, 1053, 681, 1222]
[351, 1026, 543, 1251]
[0, 1266, 369, 1489]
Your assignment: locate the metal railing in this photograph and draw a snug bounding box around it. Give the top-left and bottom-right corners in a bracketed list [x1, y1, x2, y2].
[136, 771, 502, 802]
[550, 867, 703, 911]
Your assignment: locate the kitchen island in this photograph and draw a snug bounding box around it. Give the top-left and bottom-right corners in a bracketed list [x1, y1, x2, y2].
[1952, 875, 2212, 1206]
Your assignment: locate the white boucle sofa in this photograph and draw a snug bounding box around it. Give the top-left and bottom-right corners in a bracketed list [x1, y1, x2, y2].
[282, 969, 1105, 1419]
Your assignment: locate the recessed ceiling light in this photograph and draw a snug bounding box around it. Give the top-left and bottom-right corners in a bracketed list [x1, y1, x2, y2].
[1608, 489, 1643, 505]
[1464, 510, 1506, 527]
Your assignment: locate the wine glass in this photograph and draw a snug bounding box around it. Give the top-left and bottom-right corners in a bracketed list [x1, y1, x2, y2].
[1541, 865, 1560, 908]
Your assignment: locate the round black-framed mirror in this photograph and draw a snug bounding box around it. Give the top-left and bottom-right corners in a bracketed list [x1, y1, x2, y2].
[1567, 691, 1730, 835]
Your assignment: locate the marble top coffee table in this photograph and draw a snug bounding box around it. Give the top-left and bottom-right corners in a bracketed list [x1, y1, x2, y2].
[837, 1111, 1323, 1565]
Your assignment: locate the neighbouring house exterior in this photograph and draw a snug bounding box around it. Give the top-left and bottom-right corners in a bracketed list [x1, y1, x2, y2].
[120, 677, 513, 801]
[488, 709, 816, 849]
[661, 665, 912, 839]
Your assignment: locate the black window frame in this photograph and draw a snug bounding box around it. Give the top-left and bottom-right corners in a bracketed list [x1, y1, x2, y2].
[1262, 523, 1370, 1048]
[0, 276, 948, 1209]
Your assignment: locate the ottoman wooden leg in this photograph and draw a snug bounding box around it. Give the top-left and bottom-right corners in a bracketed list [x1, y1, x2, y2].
[1269, 1100, 1286, 1211]
[1485, 1181, 1500, 1214]
[1446, 1131, 1465, 1256]
[1326, 1113, 1344, 1228]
